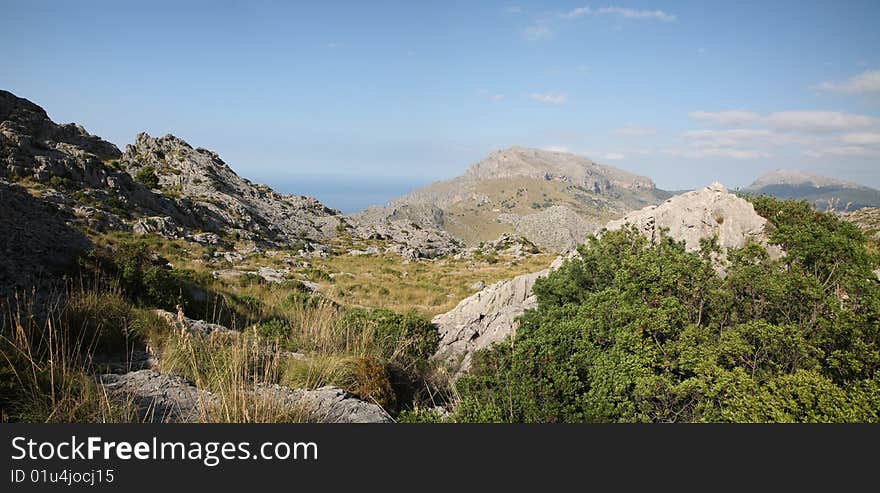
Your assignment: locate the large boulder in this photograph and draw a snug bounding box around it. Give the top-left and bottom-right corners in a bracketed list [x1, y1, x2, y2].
[605, 182, 781, 255]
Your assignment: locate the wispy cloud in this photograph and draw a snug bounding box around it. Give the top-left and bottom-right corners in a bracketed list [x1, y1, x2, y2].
[690, 110, 876, 132]
[561, 6, 677, 22]
[767, 111, 877, 132]
[530, 92, 567, 105]
[842, 132, 880, 145]
[805, 146, 880, 159]
[689, 110, 761, 126]
[523, 5, 675, 40]
[679, 108, 880, 162]
[613, 125, 657, 137]
[815, 70, 880, 94]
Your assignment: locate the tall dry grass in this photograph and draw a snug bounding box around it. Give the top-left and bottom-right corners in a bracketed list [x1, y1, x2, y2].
[0, 290, 138, 422]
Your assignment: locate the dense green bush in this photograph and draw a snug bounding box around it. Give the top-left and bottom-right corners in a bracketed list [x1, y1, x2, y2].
[454, 197, 880, 422]
[133, 165, 160, 189]
[81, 239, 201, 312]
[338, 308, 439, 372]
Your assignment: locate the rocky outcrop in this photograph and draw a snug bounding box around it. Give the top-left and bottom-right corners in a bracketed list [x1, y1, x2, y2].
[101, 370, 391, 423]
[605, 182, 782, 256]
[121, 133, 344, 246]
[453, 233, 541, 260]
[153, 309, 237, 336]
[499, 205, 599, 252]
[432, 254, 571, 377]
[100, 370, 213, 423]
[349, 203, 462, 259]
[254, 384, 392, 423]
[432, 269, 547, 377]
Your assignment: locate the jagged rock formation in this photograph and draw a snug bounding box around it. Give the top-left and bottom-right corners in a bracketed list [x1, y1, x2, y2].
[0, 90, 346, 256]
[433, 183, 782, 378]
[606, 182, 782, 255]
[745, 169, 880, 211]
[121, 133, 343, 245]
[354, 146, 668, 252]
[432, 265, 551, 377]
[100, 370, 391, 423]
[453, 233, 541, 260]
[349, 203, 462, 259]
[499, 205, 599, 252]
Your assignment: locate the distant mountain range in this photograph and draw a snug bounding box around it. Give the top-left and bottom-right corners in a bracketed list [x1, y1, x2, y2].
[744, 169, 880, 211]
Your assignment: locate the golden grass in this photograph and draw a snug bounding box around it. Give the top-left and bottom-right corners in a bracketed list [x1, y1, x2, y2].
[318, 252, 556, 316]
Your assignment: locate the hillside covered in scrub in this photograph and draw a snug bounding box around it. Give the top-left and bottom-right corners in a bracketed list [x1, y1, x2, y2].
[1, 90, 879, 423]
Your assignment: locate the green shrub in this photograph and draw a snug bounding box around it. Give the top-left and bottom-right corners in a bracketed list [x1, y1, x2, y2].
[134, 165, 160, 189]
[338, 308, 438, 372]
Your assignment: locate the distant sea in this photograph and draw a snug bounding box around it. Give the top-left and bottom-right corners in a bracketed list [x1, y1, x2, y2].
[268, 176, 429, 214]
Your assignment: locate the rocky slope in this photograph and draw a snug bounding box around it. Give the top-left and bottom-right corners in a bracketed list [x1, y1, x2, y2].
[351, 146, 670, 253]
[432, 183, 781, 378]
[745, 169, 880, 211]
[0, 90, 346, 252]
[120, 132, 343, 246]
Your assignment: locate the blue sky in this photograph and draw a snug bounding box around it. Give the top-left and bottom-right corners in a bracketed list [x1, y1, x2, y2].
[2, 1, 879, 211]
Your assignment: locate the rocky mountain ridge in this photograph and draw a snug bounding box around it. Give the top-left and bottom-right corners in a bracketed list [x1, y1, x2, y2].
[745, 169, 880, 211]
[352, 146, 670, 252]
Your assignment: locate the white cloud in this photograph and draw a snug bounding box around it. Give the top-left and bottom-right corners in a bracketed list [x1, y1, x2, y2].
[603, 152, 625, 160]
[683, 129, 775, 148]
[613, 126, 657, 137]
[530, 92, 567, 105]
[679, 148, 772, 160]
[561, 6, 676, 21]
[804, 146, 880, 158]
[689, 110, 761, 126]
[690, 110, 877, 133]
[815, 70, 880, 94]
[767, 111, 877, 132]
[841, 132, 880, 145]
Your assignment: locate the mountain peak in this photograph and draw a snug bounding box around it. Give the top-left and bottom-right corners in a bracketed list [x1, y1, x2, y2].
[463, 146, 655, 191]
